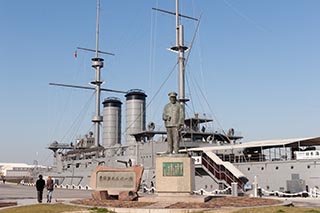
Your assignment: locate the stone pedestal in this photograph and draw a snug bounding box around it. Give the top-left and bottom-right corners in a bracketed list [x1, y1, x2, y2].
[89, 165, 143, 201]
[139, 154, 209, 203]
[155, 154, 195, 195]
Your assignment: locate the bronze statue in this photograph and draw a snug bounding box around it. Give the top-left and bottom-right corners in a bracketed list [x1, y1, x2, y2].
[162, 92, 184, 154]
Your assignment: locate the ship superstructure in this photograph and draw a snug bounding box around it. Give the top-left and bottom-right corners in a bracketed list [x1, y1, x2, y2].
[188, 137, 320, 194]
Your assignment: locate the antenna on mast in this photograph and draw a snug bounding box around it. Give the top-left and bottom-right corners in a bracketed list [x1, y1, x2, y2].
[95, 0, 101, 58]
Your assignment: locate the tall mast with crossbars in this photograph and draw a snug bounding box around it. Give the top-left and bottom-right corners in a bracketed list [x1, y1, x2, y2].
[153, 0, 197, 119]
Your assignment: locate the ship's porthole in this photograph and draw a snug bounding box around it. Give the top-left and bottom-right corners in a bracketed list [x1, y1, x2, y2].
[275, 166, 279, 170]
[261, 167, 264, 170]
[247, 167, 250, 171]
[307, 165, 310, 169]
[291, 166, 294, 169]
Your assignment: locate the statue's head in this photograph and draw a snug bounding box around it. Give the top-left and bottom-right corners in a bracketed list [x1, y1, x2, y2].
[168, 92, 177, 103]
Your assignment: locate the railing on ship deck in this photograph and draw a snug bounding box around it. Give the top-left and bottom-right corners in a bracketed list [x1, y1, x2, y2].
[201, 153, 245, 191]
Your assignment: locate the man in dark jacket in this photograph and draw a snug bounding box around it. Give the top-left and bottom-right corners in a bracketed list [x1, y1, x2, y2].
[36, 175, 45, 203]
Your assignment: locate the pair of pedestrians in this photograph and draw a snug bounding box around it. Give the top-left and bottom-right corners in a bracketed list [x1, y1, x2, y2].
[35, 175, 54, 203]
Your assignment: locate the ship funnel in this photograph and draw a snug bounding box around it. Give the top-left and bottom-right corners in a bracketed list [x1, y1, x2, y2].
[102, 97, 122, 149]
[125, 89, 147, 145]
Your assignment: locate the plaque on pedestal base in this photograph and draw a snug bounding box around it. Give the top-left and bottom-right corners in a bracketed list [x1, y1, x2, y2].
[155, 155, 195, 194]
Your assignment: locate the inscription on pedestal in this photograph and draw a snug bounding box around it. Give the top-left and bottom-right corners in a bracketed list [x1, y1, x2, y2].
[156, 156, 195, 193]
[162, 162, 183, 176]
[96, 171, 136, 190]
[90, 166, 144, 199]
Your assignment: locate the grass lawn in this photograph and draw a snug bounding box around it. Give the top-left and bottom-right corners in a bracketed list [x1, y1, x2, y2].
[0, 203, 89, 213]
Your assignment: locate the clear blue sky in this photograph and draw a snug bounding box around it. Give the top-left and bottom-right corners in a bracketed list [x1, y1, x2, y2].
[0, 0, 319, 165]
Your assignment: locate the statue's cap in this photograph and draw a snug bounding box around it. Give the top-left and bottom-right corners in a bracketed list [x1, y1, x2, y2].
[168, 92, 177, 97]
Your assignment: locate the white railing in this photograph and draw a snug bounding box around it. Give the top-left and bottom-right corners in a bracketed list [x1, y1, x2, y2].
[20, 182, 92, 190]
[143, 186, 232, 196]
[262, 187, 320, 198]
[143, 186, 156, 193]
[193, 186, 232, 195]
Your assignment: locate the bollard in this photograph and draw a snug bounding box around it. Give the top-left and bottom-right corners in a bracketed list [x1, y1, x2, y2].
[231, 182, 238, 196]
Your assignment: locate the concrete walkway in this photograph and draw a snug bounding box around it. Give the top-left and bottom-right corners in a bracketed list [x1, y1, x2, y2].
[0, 182, 91, 207]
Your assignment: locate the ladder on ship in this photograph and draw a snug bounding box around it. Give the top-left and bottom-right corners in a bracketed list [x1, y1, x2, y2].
[194, 151, 248, 192]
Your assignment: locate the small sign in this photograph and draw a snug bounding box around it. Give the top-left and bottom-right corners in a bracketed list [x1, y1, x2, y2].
[163, 162, 183, 176]
[96, 171, 136, 190]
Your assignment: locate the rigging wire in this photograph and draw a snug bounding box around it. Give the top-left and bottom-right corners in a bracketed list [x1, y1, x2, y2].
[221, 0, 268, 33]
[119, 9, 206, 150]
[41, 151, 53, 166]
[60, 92, 95, 143]
[49, 54, 88, 144]
[148, 0, 159, 122]
[185, 64, 206, 117]
[122, 61, 178, 137]
[185, 67, 195, 113]
[184, 14, 202, 115]
[188, 69, 230, 140]
[112, 61, 179, 155]
[183, 8, 231, 138]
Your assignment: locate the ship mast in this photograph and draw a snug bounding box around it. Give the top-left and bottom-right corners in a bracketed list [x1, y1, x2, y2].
[174, 0, 188, 118]
[49, 0, 129, 148]
[153, 0, 197, 118]
[91, 0, 103, 147]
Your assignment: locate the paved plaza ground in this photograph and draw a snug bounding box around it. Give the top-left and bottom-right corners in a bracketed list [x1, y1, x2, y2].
[0, 182, 92, 206]
[1, 182, 320, 212]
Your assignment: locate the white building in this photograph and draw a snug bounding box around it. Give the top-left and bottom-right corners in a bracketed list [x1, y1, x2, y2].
[0, 163, 46, 180]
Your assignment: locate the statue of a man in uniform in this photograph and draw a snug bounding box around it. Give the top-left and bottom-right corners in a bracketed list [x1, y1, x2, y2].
[162, 92, 184, 154]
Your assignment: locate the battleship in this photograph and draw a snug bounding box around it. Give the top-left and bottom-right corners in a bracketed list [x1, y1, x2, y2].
[45, 0, 320, 197]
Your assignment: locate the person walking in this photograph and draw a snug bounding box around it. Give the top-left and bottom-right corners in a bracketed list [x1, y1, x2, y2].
[46, 176, 54, 203]
[35, 175, 45, 203]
